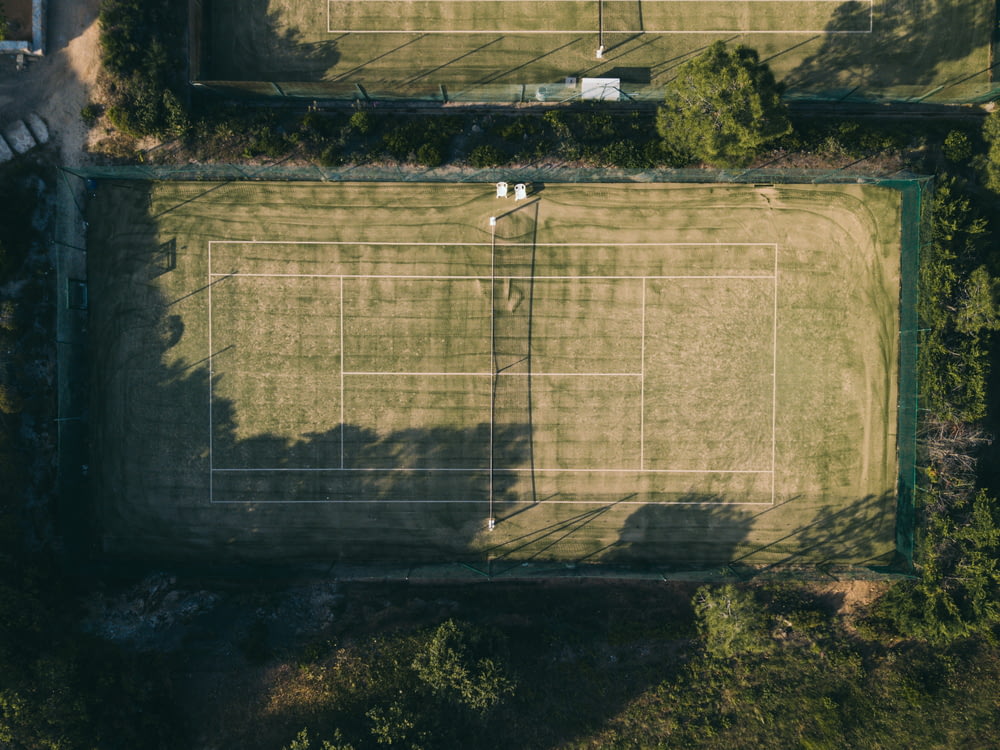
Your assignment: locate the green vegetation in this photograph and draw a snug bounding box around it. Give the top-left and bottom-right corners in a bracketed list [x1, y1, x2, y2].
[0, 6, 9, 42]
[865, 169, 1000, 644]
[917, 178, 993, 423]
[98, 0, 189, 137]
[693, 584, 773, 659]
[657, 41, 791, 167]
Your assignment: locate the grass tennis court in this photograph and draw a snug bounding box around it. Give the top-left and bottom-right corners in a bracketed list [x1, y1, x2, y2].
[198, 0, 995, 102]
[326, 0, 872, 34]
[88, 180, 902, 567]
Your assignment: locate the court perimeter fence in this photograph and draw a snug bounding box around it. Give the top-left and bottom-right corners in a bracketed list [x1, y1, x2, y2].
[60, 165, 924, 581]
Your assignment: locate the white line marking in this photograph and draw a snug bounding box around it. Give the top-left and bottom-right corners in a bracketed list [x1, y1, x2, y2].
[210, 241, 778, 247]
[489, 222, 496, 522]
[211, 273, 775, 281]
[331, 0, 858, 3]
[212, 467, 774, 473]
[640, 279, 646, 470]
[343, 371, 642, 376]
[327, 29, 872, 34]
[772, 246, 779, 505]
[340, 275, 345, 469]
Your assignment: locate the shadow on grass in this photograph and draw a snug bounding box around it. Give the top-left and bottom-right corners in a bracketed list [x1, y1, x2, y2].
[203, 0, 340, 81]
[784, 0, 997, 100]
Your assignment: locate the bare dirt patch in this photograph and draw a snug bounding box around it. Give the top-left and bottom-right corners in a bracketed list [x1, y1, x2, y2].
[0, 0, 101, 166]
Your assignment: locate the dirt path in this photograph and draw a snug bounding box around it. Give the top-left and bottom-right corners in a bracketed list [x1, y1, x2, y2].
[0, 0, 102, 166]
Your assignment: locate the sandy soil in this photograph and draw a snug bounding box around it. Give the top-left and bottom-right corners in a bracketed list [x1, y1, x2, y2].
[0, 0, 101, 166]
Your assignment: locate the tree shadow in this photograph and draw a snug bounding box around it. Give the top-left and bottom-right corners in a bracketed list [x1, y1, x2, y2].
[203, 0, 340, 81]
[784, 0, 997, 100]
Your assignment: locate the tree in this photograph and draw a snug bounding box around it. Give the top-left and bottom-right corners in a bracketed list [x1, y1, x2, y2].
[656, 41, 791, 167]
[980, 110, 1000, 192]
[693, 584, 774, 659]
[411, 619, 514, 713]
[0, 10, 8, 42]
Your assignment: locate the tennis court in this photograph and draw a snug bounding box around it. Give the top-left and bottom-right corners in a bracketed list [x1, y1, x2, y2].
[326, 0, 872, 34]
[88, 180, 903, 566]
[196, 0, 995, 102]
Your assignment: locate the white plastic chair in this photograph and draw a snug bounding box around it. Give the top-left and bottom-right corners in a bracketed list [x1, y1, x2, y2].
[514, 183, 527, 201]
[496, 181, 508, 198]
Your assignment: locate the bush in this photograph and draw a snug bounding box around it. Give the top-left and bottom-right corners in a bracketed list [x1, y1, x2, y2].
[467, 144, 507, 168]
[80, 103, 102, 127]
[349, 110, 374, 135]
[416, 143, 444, 167]
[98, 0, 188, 137]
[943, 130, 972, 163]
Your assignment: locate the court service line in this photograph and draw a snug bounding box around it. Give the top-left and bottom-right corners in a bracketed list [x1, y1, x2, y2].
[342, 371, 642, 377]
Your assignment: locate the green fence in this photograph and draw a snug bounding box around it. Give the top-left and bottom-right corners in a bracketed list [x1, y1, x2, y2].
[65, 163, 926, 186]
[877, 178, 927, 574]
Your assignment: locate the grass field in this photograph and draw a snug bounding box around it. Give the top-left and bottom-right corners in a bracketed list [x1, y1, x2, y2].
[88, 180, 902, 567]
[199, 0, 995, 101]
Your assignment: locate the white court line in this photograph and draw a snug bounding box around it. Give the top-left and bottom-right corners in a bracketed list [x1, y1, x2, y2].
[640, 279, 646, 471]
[210, 241, 779, 247]
[211, 273, 776, 281]
[343, 371, 642, 376]
[771, 246, 779, 505]
[212, 467, 773, 473]
[328, 29, 871, 34]
[489, 222, 496, 521]
[208, 237, 781, 503]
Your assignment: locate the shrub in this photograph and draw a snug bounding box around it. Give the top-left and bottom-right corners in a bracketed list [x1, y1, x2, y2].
[80, 104, 102, 127]
[349, 110, 374, 135]
[416, 143, 444, 167]
[943, 130, 972, 163]
[468, 144, 507, 168]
